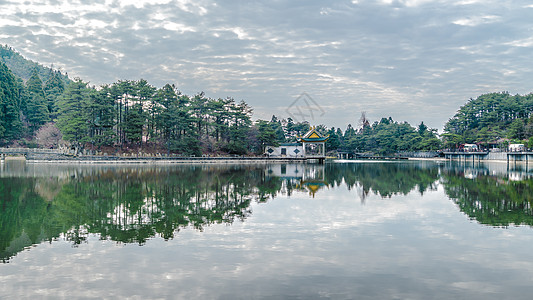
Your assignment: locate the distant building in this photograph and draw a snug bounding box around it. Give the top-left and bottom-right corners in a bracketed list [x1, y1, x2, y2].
[265, 143, 303, 157]
[463, 144, 478, 152]
[509, 144, 525, 152]
[298, 127, 329, 158]
[264, 127, 329, 159]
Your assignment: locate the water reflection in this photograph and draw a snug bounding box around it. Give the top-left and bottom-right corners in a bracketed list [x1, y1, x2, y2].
[1, 164, 265, 262]
[0, 161, 441, 262]
[442, 161, 533, 228]
[2, 160, 533, 262]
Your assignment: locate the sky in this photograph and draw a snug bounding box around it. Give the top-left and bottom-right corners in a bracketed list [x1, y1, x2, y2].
[1, 0, 533, 131]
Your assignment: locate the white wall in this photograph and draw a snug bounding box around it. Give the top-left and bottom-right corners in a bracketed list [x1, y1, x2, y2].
[265, 145, 303, 157]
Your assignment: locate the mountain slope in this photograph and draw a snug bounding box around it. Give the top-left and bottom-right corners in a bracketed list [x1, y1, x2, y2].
[0, 45, 70, 84]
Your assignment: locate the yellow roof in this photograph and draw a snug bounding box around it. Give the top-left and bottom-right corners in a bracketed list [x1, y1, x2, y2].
[298, 126, 329, 142]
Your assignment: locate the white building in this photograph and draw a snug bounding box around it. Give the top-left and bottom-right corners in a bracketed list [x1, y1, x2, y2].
[509, 144, 525, 152]
[265, 143, 303, 157]
[463, 144, 478, 152]
[264, 127, 329, 161]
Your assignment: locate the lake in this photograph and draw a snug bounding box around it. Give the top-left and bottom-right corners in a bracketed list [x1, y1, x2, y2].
[1, 160, 533, 299]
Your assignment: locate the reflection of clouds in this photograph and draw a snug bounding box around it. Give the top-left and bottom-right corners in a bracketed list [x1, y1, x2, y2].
[3, 183, 533, 298]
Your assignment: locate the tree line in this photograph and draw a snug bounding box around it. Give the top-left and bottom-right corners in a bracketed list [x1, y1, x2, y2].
[443, 92, 533, 149]
[55, 78, 257, 156]
[0, 60, 259, 155]
[1, 54, 442, 156]
[8, 44, 533, 155]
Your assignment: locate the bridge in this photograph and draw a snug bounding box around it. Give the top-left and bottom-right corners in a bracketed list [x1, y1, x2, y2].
[443, 151, 489, 162]
[444, 151, 533, 164]
[0, 148, 63, 155]
[0, 148, 66, 161]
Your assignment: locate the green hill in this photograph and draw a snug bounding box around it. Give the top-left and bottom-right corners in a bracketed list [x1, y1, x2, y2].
[443, 92, 533, 148]
[0, 45, 70, 84]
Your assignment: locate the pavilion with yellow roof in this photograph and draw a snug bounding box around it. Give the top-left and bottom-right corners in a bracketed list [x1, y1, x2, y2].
[297, 126, 329, 162]
[264, 126, 329, 163]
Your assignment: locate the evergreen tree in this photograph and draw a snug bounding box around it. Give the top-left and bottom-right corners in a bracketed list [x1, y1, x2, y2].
[0, 61, 23, 143]
[344, 124, 356, 140]
[223, 100, 252, 154]
[154, 84, 179, 144]
[43, 70, 65, 119]
[418, 122, 428, 135]
[345, 117, 441, 154]
[326, 127, 341, 152]
[270, 115, 286, 143]
[124, 103, 145, 144]
[443, 92, 533, 147]
[25, 69, 49, 131]
[115, 80, 136, 145]
[256, 120, 279, 151]
[87, 86, 116, 147]
[56, 79, 90, 145]
[135, 79, 156, 142]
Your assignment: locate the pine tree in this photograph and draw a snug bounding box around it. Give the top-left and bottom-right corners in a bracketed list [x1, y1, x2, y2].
[0, 61, 23, 143]
[25, 69, 49, 131]
[43, 70, 65, 119]
[56, 79, 89, 145]
[87, 86, 116, 147]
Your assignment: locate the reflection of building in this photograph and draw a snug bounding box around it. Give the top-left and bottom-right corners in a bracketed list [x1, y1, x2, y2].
[300, 164, 327, 197]
[266, 164, 303, 177]
[264, 164, 327, 197]
[463, 169, 478, 179]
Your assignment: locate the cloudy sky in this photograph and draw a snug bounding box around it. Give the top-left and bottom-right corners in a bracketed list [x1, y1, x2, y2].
[1, 0, 533, 130]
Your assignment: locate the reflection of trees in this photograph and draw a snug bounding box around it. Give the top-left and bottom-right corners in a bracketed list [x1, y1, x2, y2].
[325, 162, 439, 199]
[6, 161, 532, 262]
[0, 162, 441, 262]
[442, 170, 533, 227]
[0, 178, 55, 263]
[0, 165, 278, 262]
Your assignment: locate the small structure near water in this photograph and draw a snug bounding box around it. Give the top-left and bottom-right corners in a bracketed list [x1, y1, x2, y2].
[264, 127, 329, 163]
[509, 144, 525, 152]
[265, 143, 303, 158]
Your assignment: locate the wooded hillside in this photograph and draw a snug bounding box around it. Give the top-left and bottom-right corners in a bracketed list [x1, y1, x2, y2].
[443, 92, 533, 148]
[0, 45, 441, 155]
[0, 45, 70, 84]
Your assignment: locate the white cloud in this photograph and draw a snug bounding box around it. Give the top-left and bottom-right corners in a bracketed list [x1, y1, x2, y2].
[452, 15, 501, 26]
[118, 0, 172, 9]
[162, 21, 196, 33]
[506, 37, 533, 48]
[0, 0, 532, 129]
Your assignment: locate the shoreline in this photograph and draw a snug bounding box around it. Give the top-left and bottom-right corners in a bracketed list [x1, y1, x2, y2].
[407, 157, 513, 164]
[9, 156, 308, 164]
[0, 155, 519, 165]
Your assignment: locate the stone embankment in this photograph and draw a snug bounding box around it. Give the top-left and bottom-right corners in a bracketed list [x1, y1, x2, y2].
[2, 152, 305, 164]
[0, 147, 307, 163]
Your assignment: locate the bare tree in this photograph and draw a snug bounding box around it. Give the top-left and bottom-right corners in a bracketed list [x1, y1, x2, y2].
[359, 112, 370, 130]
[35, 122, 63, 148]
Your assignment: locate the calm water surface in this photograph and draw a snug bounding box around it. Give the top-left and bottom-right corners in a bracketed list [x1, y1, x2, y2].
[1, 160, 533, 299]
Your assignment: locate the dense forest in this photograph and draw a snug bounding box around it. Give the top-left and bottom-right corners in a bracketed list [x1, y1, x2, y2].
[6, 44, 533, 155]
[0, 45, 71, 83]
[443, 92, 533, 149]
[0, 45, 442, 156]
